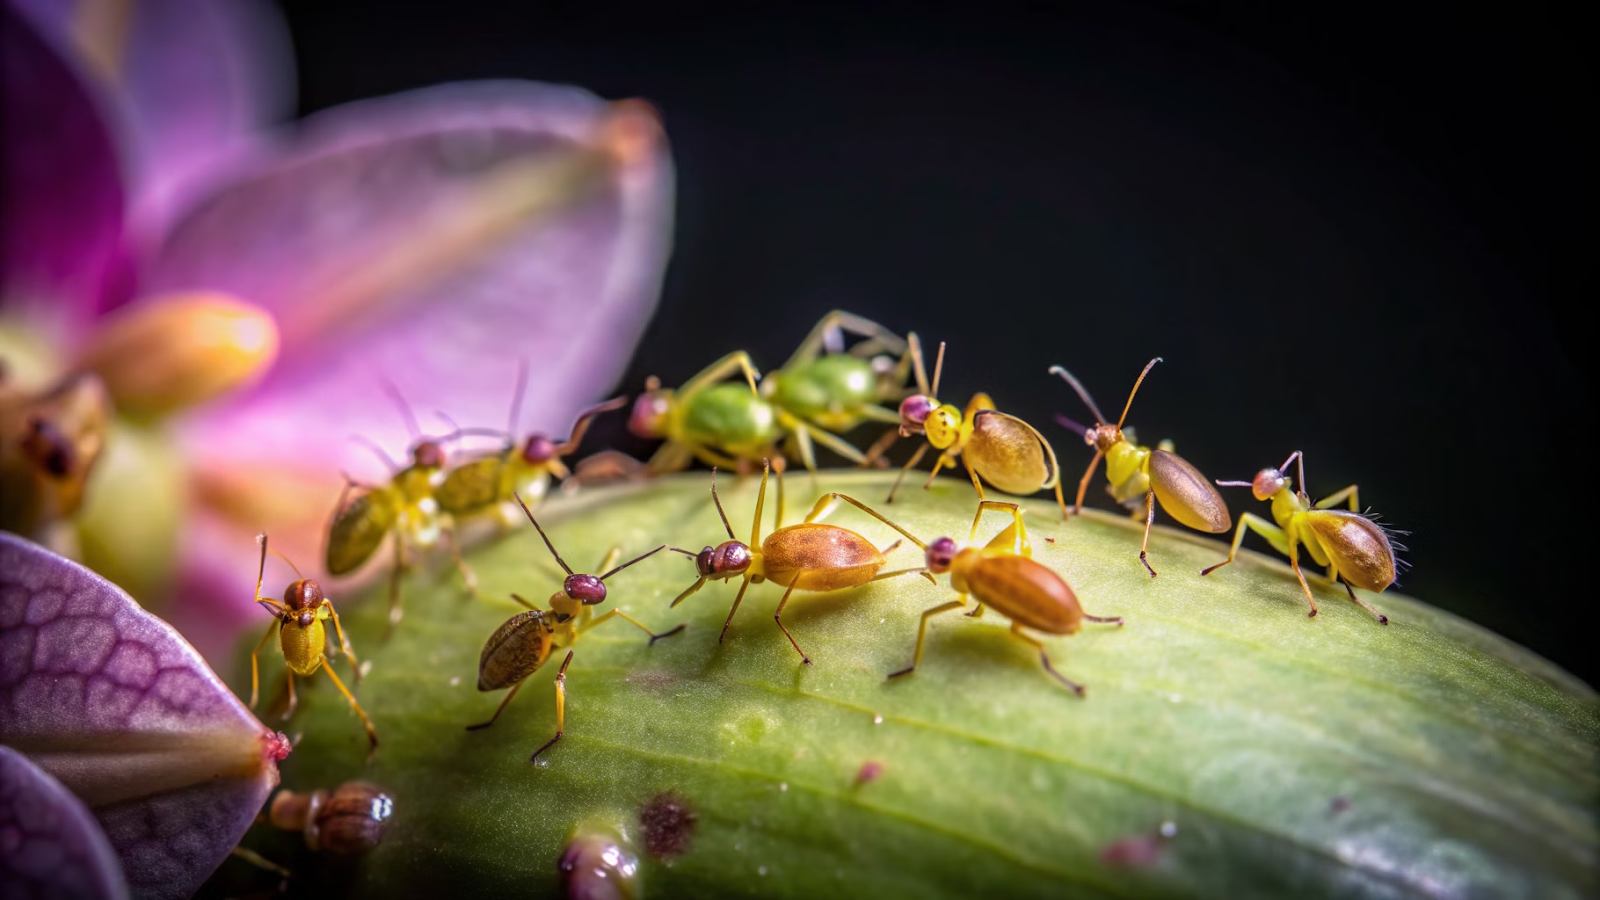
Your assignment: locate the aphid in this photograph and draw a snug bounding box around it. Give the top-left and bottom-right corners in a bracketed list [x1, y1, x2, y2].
[268, 781, 395, 856]
[249, 534, 377, 756]
[324, 384, 477, 629]
[1050, 358, 1231, 577]
[467, 495, 682, 763]
[559, 826, 640, 900]
[1201, 450, 1396, 623]
[668, 459, 934, 664]
[877, 335, 1066, 514]
[436, 362, 627, 521]
[759, 310, 914, 467]
[890, 501, 1123, 694]
[628, 346, 867, 476]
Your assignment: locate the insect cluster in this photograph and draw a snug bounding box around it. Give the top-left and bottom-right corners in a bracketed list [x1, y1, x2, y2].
[236, 310, 1405, 889]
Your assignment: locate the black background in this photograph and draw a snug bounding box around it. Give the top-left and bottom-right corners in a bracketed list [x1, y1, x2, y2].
[277, 1, 1591, 684]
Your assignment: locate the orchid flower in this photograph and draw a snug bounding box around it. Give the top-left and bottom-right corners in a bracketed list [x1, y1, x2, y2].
[0, 0, 676, 661]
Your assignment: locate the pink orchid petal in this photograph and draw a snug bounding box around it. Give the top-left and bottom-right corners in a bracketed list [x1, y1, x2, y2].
[152, 80, 673, 480]
[0, 745, 129, 900]
[0, 1, 129, 329]
[9, 0, 295, 254]
[0, 533, 287, 900]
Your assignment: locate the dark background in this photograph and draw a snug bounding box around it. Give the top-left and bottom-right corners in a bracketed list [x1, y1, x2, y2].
[277, 1, 1591, 684]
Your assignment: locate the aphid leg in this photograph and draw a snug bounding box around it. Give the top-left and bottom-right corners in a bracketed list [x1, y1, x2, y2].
[749, 461, 771, 546]
[888, 598, 967, 679]
[530, 651, 576, 764]
[321, 663, 379, 758]
[860, 404, 904, 425]
[885, 443, 929, 503]
[971, 501, 1027, 556]
[322, 600, 362, 684]
[466, 678, 528, 731]
[249, 618, 279, 708]
[791, 418, 868, 466]
[583, 608, 686, 646]
[1341, 579, 1389, 625]
[920, 450, 953, 491]
[1073, 449, 1105, 516]
[773, 579, 811, 665]
[962, 455, 988, 500]
[789, 423, 821, 482]
[803, 493, 930, 551]
[385, 534, 409, 632]
[445, 527, 478, 597]
[679, 351, 762, 396]
[229, 845, 291, 878]
[1138, 489, 1158, 578]
[1082, 612, 1124, 625]
[1287, 540, 1321, 618]
[670, 577, 709, 609]
[595, 547, 623, 573]
[688, 443, 744, 471]
[1200, 513, 1286, 576]
[1315, 484, 1361, 512]
[965, 603, 987, 619]
[717, 578, 754, 644]
[282, 670, 298, 722]
[1009, 623, 1086, 696]
[863, 426, 902, 467]
[645, 440, 694, 476]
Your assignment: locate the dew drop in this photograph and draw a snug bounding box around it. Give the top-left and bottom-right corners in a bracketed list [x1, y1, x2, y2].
[778, 782, 788, 792]
[758, 866, 768, 876]
[872, 714, 883, 725]
[449, 675, 461, 687]
[1159, 821, 1177, 838]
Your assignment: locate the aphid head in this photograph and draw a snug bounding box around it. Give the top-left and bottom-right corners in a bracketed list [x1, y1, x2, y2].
[1084, 423, 1124, 453]
[923, 404, 962, 448]
[412, 439, 446, 470]
[521, 433, 558, 465]
[628, 377, 673, 439]
[1251, 468, 1291, 501]
[284, 578, 324, 612]
[897, 394, 937, 435]
[697, 541, 752, 578]
[21, 417, 74, 477]
[925, 536, 959, 574]
[564, 573, 608, 605]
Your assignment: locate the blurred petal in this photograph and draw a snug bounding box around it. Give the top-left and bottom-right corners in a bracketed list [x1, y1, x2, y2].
[148, 81, 674, 482]
[0, 745, 129, 900]
[0, 0, 129, 330]
[0, 371, 112, 536]
[0, 533, 287, 900]
[77, 292, 280, 418]
[9, 0, 296, 245]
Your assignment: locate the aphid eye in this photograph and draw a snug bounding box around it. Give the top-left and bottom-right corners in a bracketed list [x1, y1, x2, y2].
[898, 394, 936, 430]
[284, 579, 324, 610]
[564, 573, 608, 605]
[713, 542, 752, 575]
[1252, 468, 1288, 501]
[413, 440, 446, 469]
[298, 611, 315, 627]
[925, 537, 958, 573]
[694, 547, 716, 577]
[521, 434, 558, 464]
[627, 392, 671, 439]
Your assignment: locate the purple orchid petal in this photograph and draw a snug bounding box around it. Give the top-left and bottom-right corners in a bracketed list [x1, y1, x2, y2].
[0, 1, 130, 329]
[149, 80, 674, 485]
[0, 745, 129, 900]
[8, 0, 294, 254]
[0, 532, 288, 900]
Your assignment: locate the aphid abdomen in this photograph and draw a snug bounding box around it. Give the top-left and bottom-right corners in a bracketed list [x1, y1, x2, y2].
[436, 455, 507, 516]
[1305, 510, 1397, 592]
[326, 489, 401, 574]
[477, 610, 554, 690]
[1148, 449, 1231, 533]
[279, 619, 327, 676]
[967, 554, 1083, 635]
[967, 411, 1054, 494]
[761, 524, 885, 591]
[682, 383, 779, 449]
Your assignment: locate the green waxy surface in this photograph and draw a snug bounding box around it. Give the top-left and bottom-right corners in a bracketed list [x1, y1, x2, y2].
[222, 471, 1599, 898]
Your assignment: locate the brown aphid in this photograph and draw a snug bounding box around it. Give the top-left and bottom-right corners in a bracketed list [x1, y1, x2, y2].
[667, 459, 935, 664]
[466, 494, 682, 763]
[1050, 358, 1231, 577]
[1202, 450, 1399, 623]
[248, 535, 377, 757]
[890, 501, 1123, 695]
[0, 370, 110, 535]
[269, 782, 394, 856]
[871, 335, 1068, 513]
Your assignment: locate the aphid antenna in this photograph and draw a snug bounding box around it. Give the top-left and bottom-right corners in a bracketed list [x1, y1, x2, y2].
[1047, 365, 1108, 426]
[667, 547, 700, 558]
[514, 492, 573, 575]
[1114, 357, 1163, 430]
[929, 340, 946, 398]
[1054, 413, 1090, 438]
[508, 360, 530, 436]
[256, 533, 304, 579]
[348, 434, 401, 472]
[599, 545, 669, 581]
[1214, 479, 1255, 488]
[708, 468, 736, 541]
[557, 396, 630, 454]
[379, 377, 422, 439]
